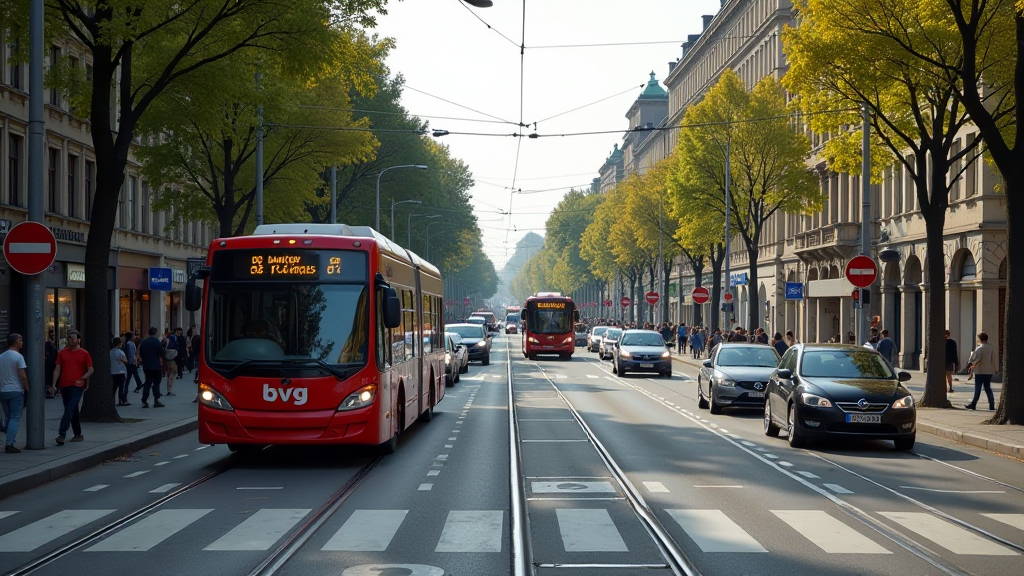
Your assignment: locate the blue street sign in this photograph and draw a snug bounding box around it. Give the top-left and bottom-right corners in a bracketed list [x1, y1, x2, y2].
[785, 282, 804, 300]
[730, 272, 748, 287]
[149, 267, 173, 291]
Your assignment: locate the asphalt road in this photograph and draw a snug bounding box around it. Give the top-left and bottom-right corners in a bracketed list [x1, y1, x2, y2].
[1, 334, 1021, 576]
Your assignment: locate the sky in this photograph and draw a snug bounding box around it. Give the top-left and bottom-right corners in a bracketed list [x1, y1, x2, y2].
[375, 0, 724, 271]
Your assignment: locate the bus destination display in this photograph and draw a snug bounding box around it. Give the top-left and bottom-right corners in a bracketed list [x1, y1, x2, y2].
[536, 301, 566, 309]
[250, 253, 321, 278]
[213, 250, 368, 282]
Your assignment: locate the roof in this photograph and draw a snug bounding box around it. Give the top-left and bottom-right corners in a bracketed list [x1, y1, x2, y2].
[638, 71, 668, 100]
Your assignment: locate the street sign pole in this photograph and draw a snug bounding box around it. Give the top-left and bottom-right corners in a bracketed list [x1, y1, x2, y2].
[26, 0, 45, 450]
[859, 103, 872, 345]
[723, 138, 731, 334]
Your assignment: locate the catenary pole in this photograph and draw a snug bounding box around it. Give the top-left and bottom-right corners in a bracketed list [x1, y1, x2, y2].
[330, 166, 337, 224]
[859, 103, 871, 344]
[723, 138, 731, 334]
[255, 71, 264, 227]
[25, 0, 45, 450]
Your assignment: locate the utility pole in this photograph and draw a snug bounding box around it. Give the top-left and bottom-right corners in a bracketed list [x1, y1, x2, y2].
[723, 138, 731, 334]
[859, 103, 871, 344]
[25, 0, 45, 449]
[255, 70, 264, 227]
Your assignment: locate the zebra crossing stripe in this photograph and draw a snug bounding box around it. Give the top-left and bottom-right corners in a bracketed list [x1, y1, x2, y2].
[204, 509, 310, 551]
[435, 510, 504, 552]
[879, 512, 1018, 556]
[556, 509, 628, 552]
[87, 509, 213, 552]
[772, 510, 890, 554]
[0, 510, 115, 552]
[0, 512, 18, 521]
[666, 509, 767, 553]
[982, 514, 1024, 532]
[322, 510, 407, 551]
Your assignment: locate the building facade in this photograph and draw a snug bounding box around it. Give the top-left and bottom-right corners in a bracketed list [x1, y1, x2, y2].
[0, 33, 213, 350]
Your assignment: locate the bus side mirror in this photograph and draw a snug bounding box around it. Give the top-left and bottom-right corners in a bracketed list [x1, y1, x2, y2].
[184, 268, 208, 312]
[383, 286, 402, 329]
[574, 310, 580, 322]
[520, 310, 526, 321]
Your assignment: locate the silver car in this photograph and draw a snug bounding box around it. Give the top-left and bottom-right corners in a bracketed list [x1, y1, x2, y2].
[600, 328, 623, 360]
[698, 343, 781, 414]
[588, 326, 608, 353]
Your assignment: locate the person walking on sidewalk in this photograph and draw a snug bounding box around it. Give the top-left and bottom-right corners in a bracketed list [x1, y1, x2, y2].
[123, 331, 142, 393]
[138, 327, 165, 409]
[877, 330, 898, 367]
[965, 332, 997, 411]
[689, 328, 704, 360]
[172, 327, 187, 381]
[1, 333, 29, 453]
[163, 333, 179, 396]
[676, 323, 687, 354]
[944, 330, 959, 393]
[50, 330, 94, 445]
[110, 336, 130, 407]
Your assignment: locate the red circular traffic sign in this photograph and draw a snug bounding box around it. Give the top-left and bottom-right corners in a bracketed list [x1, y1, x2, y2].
[645, 291, 659, 305]
[620, 296, 630, 308]
[604, 299, 612, 307]
[691, 286, 710, 304]
[3, 221, 57, 276]
[723, 292, 734, 302]
[845, 255, 878, 288]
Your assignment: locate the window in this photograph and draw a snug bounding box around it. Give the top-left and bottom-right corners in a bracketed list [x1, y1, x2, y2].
[84, 160, 94, 218]
[118, 181, 126, 228]
[49, 46, 60, 106]
[48, 148, 59, 213]
[7, 42, 21, 90]
[140, 181, 149, 233]
[404, 289, 417, 360]
[8, 135, 21, 206]
[129, 176, 138, 230]
[67, 154, 78, 218]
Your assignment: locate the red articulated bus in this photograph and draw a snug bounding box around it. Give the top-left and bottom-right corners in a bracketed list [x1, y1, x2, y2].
[185, 223, 445, 454]
[521, 292, 580, 360]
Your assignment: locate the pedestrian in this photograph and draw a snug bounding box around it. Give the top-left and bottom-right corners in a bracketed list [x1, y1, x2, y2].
[138, 327, 165, 408]
[876, 329, 898, 367]
[755, 328, 769, 344]
[964, 332, 997, 411]
[50, 330, 93, 445]
[123, 331, 142, 393]
[847, 331, 856, 344]
[731, 327, 748, 342]
[110, 336, 130, 406]
[164, 334, 179, 396]
[660, 323, 674, 350]
[44, 330, 57, 399]
[865, 327, 881, 349]
[173, 327, 187, 380]
[785, 330, 797, 347]
[1, 333, 30, 453]
[191, 328, 202, 383]
[772, 332, 788, 356]
[676, 322, 687, 354]
[689, 328, 704, 359]
[944, 330, 959, 393]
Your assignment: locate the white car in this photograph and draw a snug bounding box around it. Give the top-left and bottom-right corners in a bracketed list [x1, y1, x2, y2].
[601, 328, 623, 360]
[444, 332, 469, 385]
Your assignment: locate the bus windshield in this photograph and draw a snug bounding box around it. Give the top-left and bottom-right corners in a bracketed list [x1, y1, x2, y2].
[205, 282, 369, 374]
[526, 307, 573, 335]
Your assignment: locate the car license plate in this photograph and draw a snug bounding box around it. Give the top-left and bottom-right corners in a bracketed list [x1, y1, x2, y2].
[846, 414, 882, 423]
[640, 363, 654, 368]
[747, 391, 765, 398]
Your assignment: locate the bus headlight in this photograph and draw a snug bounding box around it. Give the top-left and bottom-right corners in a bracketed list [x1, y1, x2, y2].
[198, 385, 234, 412]
[562, 337, 573, 344]
[528, 337, 540, 344]
[338, 384, 376, 411]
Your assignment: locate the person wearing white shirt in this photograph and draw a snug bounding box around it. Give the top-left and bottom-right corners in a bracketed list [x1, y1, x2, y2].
[0, 333, 30, 453]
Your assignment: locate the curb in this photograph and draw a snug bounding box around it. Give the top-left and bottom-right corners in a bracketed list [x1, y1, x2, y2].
[0, 418, 198, 499]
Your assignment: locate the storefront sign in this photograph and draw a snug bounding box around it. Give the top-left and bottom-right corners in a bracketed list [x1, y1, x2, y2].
[784, 282, 804, 300]
[173, 269, 186, 284]
[50, 226, 86, 243]
[730, 272, 748, 286]
[149, 267, 173, 291]
[67, 263, 86, 284]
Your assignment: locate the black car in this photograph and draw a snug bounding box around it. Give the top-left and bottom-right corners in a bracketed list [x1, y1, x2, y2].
[574, 323, 589, 347]
[764, 344, 917, 450]
[446, 323, 492, 366]
[698, 343, 780, 414]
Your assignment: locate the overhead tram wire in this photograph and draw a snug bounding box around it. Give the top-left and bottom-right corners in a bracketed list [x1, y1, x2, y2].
[504, 0, 528, 249]
[457, 0, 520, 48]
[291, 105, 519, 126]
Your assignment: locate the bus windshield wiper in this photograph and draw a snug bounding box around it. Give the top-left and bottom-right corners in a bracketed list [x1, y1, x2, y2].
[279, 358, 351, 380]
[220, 358, 354, 380]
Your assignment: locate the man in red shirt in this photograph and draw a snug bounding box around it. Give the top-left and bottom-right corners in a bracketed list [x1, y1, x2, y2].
[50, 330, 94, 445]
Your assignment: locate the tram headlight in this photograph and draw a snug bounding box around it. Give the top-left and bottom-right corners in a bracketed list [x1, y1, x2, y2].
[338, 384, 376, 411]
[198, 384, 234, 411]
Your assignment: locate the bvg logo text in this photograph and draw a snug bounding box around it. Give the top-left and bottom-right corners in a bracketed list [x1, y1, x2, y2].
[263, 384, 308, 405]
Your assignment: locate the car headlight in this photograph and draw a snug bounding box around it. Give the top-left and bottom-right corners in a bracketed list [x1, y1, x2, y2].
[528, 337, 539, 344]
[198, 384, 234, 412]
[619, 350, 631, 359]
[476, 340, 487, 347]
[892, 395, 914, 409]
[800, 392, 833, 407]
[338, 384, 376, 411]
[563, 337, 573, 344]
[661, 350, 671, 358]
[713, 371, 735, 386]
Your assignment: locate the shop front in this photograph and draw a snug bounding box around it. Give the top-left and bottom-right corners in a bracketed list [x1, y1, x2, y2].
[118, 266, 152, 337]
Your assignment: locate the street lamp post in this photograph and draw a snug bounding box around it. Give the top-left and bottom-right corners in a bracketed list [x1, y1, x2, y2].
[390, 199, 422, 241]
[425, 227, 447, 260]
[376, 164, 428, 232]
[408, 214, 441, 247]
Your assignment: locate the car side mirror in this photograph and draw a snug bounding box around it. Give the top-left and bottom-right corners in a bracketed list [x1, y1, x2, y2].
[777, 368, 793, 380]
[520, 310, 526, 321]
[898, 371, 912, 382]
[382, 286, 401, 329]
[702, 360, 712, 369]
[184, 267, 209, 312]
[573, 310, 580, 322]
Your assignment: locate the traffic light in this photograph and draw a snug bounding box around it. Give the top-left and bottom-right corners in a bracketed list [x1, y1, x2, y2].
[861, 288, 871, 305]
[851, 289, 860, 303]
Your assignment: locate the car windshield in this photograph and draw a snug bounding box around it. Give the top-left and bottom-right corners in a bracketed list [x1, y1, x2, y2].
[506, 315, 519, 324]
[205, 281, 368, 373]
[620, 333, 664, 347]
[445, 332, 464, 345]
[466, 317, 486, 325]
[575, 323, 588, 333]
[447, 325, 485, 339]
[605, 329, 622, 341]
[593, 326, 608, 337]
[800, 350, 895, 379]
[716, 347, 780, 367]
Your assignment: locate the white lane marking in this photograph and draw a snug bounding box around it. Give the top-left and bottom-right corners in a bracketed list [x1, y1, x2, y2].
[824, 484, 854, 494]
[878, 512, 1018, 555]
[796, 471, 820, 479]
[124, 471, 150, 478]
[586, 375, 599, 379]
[772, 510, 890, 554]
[0, 512, 18, 520]
[643, 482, 669, 493]
[149, 483, 182, 494]
[741, 441, 756, 447]
[0, 510, 115, 552]
[521, 439, 588, 443]
[666, 510, 767, 553]
[899, 486, 1006, 494]
[692, 485, 743, 488]
[204, 509, 311, 551]
[323, 510, 407, 551]
[83, 485, 109, 492]
[194, 446, 209, 451]
[419, 484, 433, 491]
[556, 509, 628, 552]
[777, 461, 793, 467]
[87, 509, 212, 552]
[718, 429, 729, 434]
[763, 454, 778, 459]
[237, 487, 283, 490]
[448, 437, 457, 441]
[173, 454, 188, 459]
[444, 444, 453, 448]
[435, 510, 504, 552]
[518, 419, 575, 422]
[983, 514, 1024, 531]
[427, 470, 440, 477]
[532, 481, 616, 494]
[436, 454, 449, 461]
[452, 430, 459, 433]
[153, 461, 171, 467]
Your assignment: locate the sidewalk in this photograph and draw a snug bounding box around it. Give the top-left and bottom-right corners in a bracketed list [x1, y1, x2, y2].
[669, 350, 1024, 460]
[0, 375, 199, 499]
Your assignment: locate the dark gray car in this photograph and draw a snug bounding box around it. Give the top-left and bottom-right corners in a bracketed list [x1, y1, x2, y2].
[612, 329, 672, 377]
[698, 343, 781, 414]
[446, 323, 492, 366]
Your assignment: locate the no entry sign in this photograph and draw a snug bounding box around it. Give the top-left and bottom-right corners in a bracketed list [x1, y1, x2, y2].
[3, 221, 56, 276]
[620, 296, 630, 308]
[645, 291, 660, 305]
[691, 286, 710, 304]
[845, 255, 878, 288]
[723, 292, 734, 303]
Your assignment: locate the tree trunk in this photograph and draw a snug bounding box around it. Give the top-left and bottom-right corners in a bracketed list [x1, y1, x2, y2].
[747, 245, 760, 334]
[989, 172, 1024, 423]
[661, 257, 673, 323]
[692, 257, 706, 327]
[918, 198, 952, 408]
